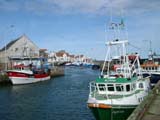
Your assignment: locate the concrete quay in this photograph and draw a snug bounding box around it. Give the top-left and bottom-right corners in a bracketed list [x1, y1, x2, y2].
[50, 66, 65, 77]
[127, 81, 160, 120]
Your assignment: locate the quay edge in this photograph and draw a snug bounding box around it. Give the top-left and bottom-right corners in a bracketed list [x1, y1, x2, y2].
[50, 66, 65, 77]
[127, 80, 160, 120]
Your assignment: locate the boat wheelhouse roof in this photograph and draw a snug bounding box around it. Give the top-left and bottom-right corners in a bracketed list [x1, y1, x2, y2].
[95, 77, 138, 84]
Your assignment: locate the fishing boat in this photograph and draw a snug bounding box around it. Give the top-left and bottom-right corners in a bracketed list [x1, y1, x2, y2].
[87, 25, 150, 120]
[6, 57, 51, 85]
[6, 64, 50, 85]
[141, 52, 160, 87]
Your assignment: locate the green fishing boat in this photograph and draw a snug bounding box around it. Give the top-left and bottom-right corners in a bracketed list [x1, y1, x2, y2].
[87, 40, 150, 120]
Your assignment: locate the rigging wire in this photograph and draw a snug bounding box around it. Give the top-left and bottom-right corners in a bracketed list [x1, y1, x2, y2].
[128, 43, 141, 50]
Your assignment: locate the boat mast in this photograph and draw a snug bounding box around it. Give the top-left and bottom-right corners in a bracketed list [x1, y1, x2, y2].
[148, 40, 153, 60]
[101, 2, 132, 77]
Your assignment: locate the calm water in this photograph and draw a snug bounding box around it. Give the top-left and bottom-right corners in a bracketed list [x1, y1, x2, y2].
[0, 67, 99, 120]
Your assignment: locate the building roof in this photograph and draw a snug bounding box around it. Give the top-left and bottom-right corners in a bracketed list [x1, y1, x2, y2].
[55, 50, 69, 57]
[0, 34, 39, 52]
[0, 36, 20, 51]
[56, 52, 66, 57]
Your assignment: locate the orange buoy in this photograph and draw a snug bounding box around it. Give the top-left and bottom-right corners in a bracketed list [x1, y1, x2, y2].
[88, 103, 112, 109]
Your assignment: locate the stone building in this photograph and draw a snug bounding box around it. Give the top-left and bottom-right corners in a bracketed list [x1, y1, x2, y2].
[0, 35, 39, 69]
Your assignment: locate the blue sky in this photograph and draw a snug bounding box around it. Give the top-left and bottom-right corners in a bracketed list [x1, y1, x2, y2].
[0, 0, 160, 60]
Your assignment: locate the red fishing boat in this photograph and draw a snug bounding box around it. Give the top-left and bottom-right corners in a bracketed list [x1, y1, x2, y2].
[6, 64, 50, 85]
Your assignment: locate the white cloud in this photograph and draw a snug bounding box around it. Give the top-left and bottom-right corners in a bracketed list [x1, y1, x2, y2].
[46, 0, 160, 15]
[0, 0, 160, 15]
[0, 0, 19, 11]
[49, 0, 108, 13]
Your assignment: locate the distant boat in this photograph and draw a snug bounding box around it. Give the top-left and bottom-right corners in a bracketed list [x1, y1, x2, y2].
[6, 64, 50, 85]
[65, 62, 73, 66]
[65, 62, 82, 66]
[82, 62, 94, 67]
[91, 64, 100, 70]
[65, 61, 94, 67]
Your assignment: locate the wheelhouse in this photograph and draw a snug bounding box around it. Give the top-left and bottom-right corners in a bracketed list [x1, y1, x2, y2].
[89, 78, 147, 97]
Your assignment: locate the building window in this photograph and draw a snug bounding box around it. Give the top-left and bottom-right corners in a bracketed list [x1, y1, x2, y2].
[15, 48, 18, 51]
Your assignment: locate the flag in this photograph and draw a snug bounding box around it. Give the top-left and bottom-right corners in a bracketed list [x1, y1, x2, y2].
[119, 19, 125, 29]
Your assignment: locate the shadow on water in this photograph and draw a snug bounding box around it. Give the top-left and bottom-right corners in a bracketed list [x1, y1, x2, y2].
[0, 67, 99, 120]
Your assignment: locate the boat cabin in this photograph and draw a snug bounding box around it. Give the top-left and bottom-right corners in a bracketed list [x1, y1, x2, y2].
[13, 64, 31, 71]
[141, 60, 160, 72]
[90, 77, 147, 97]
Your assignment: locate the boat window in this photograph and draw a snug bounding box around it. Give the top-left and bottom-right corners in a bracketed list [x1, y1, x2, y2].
[107, 84, 114, 91]
[116, 84, 124, 92]
[139, 83, 144, 88]
[131, 83, 136, 90]
[98, 84, 106, 91]
[155, 67, 157, 70]
[126, 84, 130, 92]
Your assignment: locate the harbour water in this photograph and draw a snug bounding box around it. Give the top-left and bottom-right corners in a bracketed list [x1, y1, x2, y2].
[0, 67, 99, 120]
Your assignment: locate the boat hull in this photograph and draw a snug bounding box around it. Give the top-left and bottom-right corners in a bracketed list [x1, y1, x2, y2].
[88, 105, 136, 120]
[143, 72, 160, 86]
[7, 71, 50, 85]
[10, 75, 50, 85]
